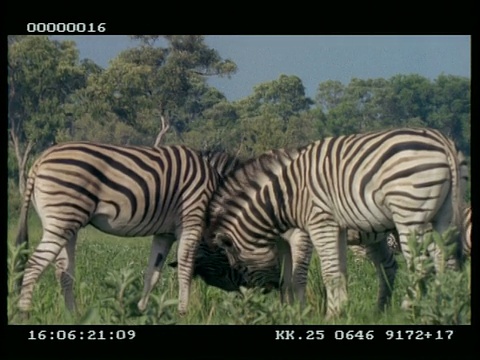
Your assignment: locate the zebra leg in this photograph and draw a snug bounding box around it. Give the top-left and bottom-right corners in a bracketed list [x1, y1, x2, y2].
[54, 234, 78, 313]
[18, 233, 68, 312]
[365, 237, 398, 310]
[309, 223, 348, 319]
[277, 238, 294, 304]
[432, 205, 464, 271]
[175, 227, 203, 316]
[288, 229, 312, 306]
[137, 234, 175, 312]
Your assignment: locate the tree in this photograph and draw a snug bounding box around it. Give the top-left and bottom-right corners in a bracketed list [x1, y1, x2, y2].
[79, 35, 237, 144]
[315, 80, 345, 114]
[428, 74, 470, 154]
[8, 36, 87, 194]
[231, 74, 313, 156]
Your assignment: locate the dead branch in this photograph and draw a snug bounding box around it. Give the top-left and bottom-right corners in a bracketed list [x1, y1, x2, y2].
[153, 114, 170, 148]
[235, 134, 244, 157]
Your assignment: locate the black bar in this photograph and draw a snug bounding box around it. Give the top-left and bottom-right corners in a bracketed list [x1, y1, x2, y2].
[5, 325, 477, 358]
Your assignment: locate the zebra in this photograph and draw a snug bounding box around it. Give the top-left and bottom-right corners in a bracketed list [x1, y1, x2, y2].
[463, 206, 471, 257]
[171, 146, 400, 307]
[204, 128, 466, 318]
[14, 141, 238, 316]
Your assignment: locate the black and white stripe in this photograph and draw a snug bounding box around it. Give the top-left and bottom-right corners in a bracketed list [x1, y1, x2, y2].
[206, 128, 466, 318]
[16, 141, 226, 315]
[186, 149, 398, 307]
[463, 206, 471, 257]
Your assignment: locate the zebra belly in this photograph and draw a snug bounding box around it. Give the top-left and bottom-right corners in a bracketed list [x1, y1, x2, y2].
[89, 203, 175, 237]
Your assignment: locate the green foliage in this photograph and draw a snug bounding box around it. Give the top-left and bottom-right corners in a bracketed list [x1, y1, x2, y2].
[402, 229, 470, 325]
[7, 240, 32, 324]
[314, 74, 470, 154]
[8, 179, 22, 215]
[8, 36, 87, 147]
[7, 216, 470, 325]
[101, 267, 177, 325]
[218, 288, 313, 325]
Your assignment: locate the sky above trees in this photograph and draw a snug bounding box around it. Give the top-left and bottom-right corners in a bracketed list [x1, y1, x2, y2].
[49, 35, 471, 102]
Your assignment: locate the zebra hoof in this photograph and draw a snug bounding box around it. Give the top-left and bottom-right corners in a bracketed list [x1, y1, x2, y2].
[401, 299, 413, 311]
[178, 305, 187, 317]
[137, 299, 148, 313]
[16, 310, 30, 323]
[18, 299, 32, 314]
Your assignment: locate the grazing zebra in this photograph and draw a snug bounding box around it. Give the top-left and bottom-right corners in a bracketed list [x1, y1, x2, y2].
[204, 128, 465, 318]
[172, 146, 400, 307]
[14, 141, 237, 316]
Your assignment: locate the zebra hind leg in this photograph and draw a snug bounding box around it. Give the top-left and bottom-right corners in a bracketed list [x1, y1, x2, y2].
[54, 234, 78, 313]
[18, 232, 69, 313]
[137, 234, 175, 312]
[365, 236, 398, 311]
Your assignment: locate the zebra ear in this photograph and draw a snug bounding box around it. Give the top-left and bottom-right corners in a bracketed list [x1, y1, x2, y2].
[214, 233, 233, 249]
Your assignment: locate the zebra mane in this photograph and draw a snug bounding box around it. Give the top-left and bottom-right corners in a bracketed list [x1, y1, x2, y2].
[200, 148, 244, 178]
[207, 147, 301, 231]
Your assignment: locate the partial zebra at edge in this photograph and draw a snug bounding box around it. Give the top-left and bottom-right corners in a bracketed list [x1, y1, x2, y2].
[463, 205, 471, 257]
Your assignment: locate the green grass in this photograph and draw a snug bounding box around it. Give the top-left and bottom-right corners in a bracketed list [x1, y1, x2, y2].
[7, 212, 471, 325]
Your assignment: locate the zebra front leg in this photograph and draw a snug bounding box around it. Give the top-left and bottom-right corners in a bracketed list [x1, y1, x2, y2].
[277, 237, 294, 304]
[18, 234, 68, 313]
[365, 237, 398, 310]
[137, 234, 175, 312]
[284, 229, 312, 306]
[310, 223, 348, 319]
[175, 227, 202, 316]
[54, 234, 78, 313]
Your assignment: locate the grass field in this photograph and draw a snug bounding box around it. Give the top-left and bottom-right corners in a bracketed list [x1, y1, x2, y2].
[7, 213, 471, 325]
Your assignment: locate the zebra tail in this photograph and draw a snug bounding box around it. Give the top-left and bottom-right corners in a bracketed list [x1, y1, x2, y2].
[15, 177, 36, 249]
[15, 162, 38, 290]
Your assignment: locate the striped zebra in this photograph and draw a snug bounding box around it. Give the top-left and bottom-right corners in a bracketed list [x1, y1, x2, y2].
[204, 128, 465, 318]
[171, 148, 399, 307]
[463, 206, 471, 257]
[14, 141, 237, 316]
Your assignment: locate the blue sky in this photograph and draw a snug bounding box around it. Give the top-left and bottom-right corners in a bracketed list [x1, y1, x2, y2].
[50, 35, 471, 101]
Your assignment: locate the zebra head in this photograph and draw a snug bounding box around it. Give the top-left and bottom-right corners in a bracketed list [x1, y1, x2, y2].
[168, 241, 248, 292]
[168, 240, 281, 294]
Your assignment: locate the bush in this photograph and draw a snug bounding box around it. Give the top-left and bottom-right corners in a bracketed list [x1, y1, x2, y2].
[8, 179, 22, 217]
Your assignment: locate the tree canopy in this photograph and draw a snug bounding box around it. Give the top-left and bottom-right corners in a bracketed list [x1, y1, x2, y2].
[8, 35, 470, 202]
